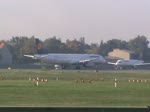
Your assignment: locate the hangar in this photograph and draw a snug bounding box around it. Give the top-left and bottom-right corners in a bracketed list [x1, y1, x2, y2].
[0, 42, 12, 66]
[108, 48, 136, 60]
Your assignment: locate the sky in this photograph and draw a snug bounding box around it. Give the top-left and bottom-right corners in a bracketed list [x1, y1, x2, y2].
[0, 0, 150, 44]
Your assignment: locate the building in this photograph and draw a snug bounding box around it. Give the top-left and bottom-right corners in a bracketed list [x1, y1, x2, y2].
[108, 49, 135, 60]
[0, 42, 12, 66]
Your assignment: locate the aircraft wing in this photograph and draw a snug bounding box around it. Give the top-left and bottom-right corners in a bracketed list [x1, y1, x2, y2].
[107, 62, 116, 65]
[79, 58, 97, 63]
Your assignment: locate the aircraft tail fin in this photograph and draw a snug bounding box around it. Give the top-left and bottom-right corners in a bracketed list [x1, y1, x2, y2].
[35, 38, 44, 54]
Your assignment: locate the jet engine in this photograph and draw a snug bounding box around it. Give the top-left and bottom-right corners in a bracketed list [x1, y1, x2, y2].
[83, 62, 95, 67]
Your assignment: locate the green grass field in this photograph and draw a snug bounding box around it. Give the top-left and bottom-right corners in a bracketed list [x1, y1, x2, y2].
[0, 69, 150, 107]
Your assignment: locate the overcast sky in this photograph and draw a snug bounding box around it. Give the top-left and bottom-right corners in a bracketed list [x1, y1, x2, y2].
[0, 0, 150, 43]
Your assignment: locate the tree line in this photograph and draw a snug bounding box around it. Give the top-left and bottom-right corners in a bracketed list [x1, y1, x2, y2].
[1, 35, 150, 64]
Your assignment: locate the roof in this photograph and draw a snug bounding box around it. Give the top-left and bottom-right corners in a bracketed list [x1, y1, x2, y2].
[121, 49, 134, 53]
[0, 43, 5, 49]
[114, 49, 134, 54]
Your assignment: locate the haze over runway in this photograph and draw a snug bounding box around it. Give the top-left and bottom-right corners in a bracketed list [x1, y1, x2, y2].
[0, 0, 150, 43]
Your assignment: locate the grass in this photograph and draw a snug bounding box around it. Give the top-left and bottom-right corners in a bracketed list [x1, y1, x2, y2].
[0, 69, 149, 106]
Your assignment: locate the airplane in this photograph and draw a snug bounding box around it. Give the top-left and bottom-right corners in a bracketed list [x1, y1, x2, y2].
[24, 53, 106, 69]
[108, 59, 150, 69]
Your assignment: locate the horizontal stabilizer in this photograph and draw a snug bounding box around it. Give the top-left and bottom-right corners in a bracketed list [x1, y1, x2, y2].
[24, 54, 49, 59]
[24, 55, 36, 59]
[24, 55, 34, 58]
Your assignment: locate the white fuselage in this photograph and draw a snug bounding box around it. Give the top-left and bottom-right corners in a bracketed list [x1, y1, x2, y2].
[115, 59, 144, 66]
[34, 54, 106, 65]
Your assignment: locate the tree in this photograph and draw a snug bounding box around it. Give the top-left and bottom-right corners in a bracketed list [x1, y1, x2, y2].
[99, 39, 128, 56]
[43, 37, 63, 53]
[85, 43, 100, 54]
[21, 37, 37, 55]
[128, 35, 149, 59]
[9, 36, 37, 64]
[9, 36, 29, 64]
[66, 39, 85, 53]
